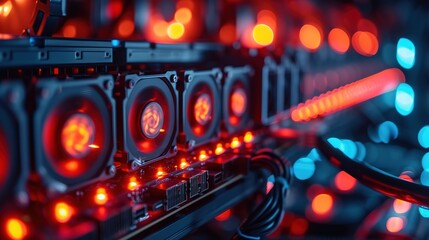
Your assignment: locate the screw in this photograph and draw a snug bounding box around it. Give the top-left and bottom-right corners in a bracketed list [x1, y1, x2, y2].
[187, 140, 195, 149]
[170, 74, 178, 83]
[107, 165, 116, 176]
[129, 160, 139, 171]
[104, 80, 113, 90]
[186, 75, 193, 82]
[126, 80, 135, 89]
[170, 145, 178, 153]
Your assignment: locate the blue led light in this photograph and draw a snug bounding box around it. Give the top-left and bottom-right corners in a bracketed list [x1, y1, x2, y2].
[328, 137, 343, 149]
[420, 170, 429, 186]
[293, 157, 315, 180]
[395, 83, 414, 116]
[422, 153, 429, 170]
[419, 207, 429, 218]
[396, 38, 416, 69]
[111, 39, 121, 47]
[418, 126, 429, 148]
[377, 121, 398, 144]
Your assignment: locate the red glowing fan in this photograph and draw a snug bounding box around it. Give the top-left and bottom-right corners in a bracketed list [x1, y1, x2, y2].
[0, 82, 28, 205]
[180, 69, 221, 148]
[222, 66, 253, 134]
[0, 0, 65, 36]
[116, 72, 178, 171]
[33, 76, 116, 191]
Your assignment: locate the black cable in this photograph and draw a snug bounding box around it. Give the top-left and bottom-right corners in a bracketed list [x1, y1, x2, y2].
[317, 136, 429, 207]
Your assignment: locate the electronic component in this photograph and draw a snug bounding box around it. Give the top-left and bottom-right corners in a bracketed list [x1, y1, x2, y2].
[150, 179, 187, 211]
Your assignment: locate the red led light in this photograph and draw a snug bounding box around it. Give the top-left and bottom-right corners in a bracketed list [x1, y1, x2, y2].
[128, 177, 139, 191]
[94, 188, 108, 205]
[386, 217, 404, 233]
[291, 68, 405, 121]
[180, 158, 189, 169]
[5, 218, 27, 240]
[54, 202, 74, 223]
[174, 7, 192, 24]
[290, 218, 308, 236]
[61, 113, 95, 158]
[230, 88, 247, 117]
[194, 93, 212, 125]
[311, 193, 333, 215]
[156, 167, 166, 179]
[334, 171, 357, 192]
[141, 102, 164, 139]
[219, 23, 236, 44]
[215, 209, 231, 221]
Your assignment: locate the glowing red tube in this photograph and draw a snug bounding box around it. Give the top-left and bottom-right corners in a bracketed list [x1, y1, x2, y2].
[291, 68, 405, 122]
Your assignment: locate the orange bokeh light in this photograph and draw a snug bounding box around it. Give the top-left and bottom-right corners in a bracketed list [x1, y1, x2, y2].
[118, 19, 135, 37]
[156, 167, 166, 179]
[243, 131, 254, 143]
[141, 102, 164, 139]
[61, 113, 95, 158]
[174, 7, 192, 24]
[180, 158, 189, 169]
[386, 217, 404, 233]
[352, 31, 378, 56]
[230, 137, 241, 149]
[215, 143, 225, 155]
[257, 10, 277, 30]
[328, 28, 350, 54]
[0, 1, 12, 18]
[311, 193, 333, 215]
[199, 150, 208, 161]
[54, 202, 74, 223]
[167, 22, 185, 40]
[393, 199, 412, 214]
[219, 23, 236, 44]
[299, 24, 322, 51]
[230, 88, 247, 117]
[194, 94, 212, 125]
[94, 188, 108, 205]
[334, 171, 356, 192]
[6, 218, 27, 240]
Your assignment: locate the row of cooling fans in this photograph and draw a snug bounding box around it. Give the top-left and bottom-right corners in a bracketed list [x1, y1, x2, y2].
[0, 65, 267, 209]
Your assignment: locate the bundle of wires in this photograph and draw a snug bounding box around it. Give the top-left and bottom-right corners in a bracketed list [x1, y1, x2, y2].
[232, 149, 291, 240]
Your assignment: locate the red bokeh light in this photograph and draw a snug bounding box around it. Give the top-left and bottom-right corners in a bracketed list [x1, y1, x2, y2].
[0, 128, 9, 188]
[334, 171, 356, 192]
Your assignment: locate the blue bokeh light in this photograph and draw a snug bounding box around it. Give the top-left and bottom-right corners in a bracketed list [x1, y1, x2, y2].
[395, 83, 414, 116]
[420, 170, 429, 186]
[418, 126, 429, 148]
[396, 38, 416, 69]
[377, 121, 398, 144]
[422, 153, 429, 170]
[293, 157, 316, 180]
[419, 207, 429, 218]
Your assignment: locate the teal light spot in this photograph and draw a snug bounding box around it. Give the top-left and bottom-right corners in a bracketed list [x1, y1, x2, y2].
[355, 142, 366, 162]
[307, 148, 321, 161]
[342, 139, 358, 159]
[396, 38, 416, 69]
[420, 170, 429, 186]
[395, 83, 414, 116]
[328, 138, 343, 149]
[418, 126, 429, 148]
[293, 157, 315, 180]
[419, 207, 429, 218]
[422, 153, 429, 170]
[378, 121, 398, 144]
